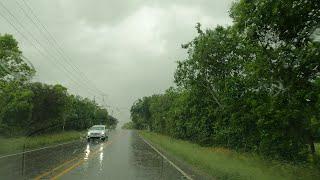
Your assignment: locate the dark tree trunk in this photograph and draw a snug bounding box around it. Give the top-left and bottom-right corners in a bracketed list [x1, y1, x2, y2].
[309, 137, 315, 155]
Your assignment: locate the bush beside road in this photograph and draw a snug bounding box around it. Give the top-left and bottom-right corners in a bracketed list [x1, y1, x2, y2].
[140, 131, 320, 180]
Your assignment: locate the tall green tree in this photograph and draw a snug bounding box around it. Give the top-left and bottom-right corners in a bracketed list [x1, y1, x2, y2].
[27, 83, 68, 134]
[230, 0, 320, 158]
[0, 34, 34, 136]
[0, 34, 117, 136]
[130, 0, 320, 162]
[0, 34, 34, 82]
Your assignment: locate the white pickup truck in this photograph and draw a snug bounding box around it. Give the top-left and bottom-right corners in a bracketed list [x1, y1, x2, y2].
[87, 125, 108, 141]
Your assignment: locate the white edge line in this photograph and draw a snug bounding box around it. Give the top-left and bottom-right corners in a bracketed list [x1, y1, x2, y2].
[140, 136, 194, 180]
[0, 139, 80, 159]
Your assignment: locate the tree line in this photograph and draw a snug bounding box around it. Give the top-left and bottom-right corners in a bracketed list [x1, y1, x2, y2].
[0, 34, 118, 137]
[130, 0, 320, 163]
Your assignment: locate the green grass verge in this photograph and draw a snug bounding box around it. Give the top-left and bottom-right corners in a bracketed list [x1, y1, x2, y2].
[0, 131, 84, 156]
[140, 131, 320, 180]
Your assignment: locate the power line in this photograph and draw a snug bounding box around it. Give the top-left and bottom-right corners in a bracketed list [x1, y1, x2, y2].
[18, 0, 106, 96]
[0, 0, 100, 97]
[0, 51, 33, 81]
[12, 0, 104, 96]
[0, 52, 91, 97]
[0, 1, 125, 110]
[0, 13, 95, 97]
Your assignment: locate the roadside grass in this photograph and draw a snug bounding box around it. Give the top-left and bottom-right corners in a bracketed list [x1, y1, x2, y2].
[0, 131, 85, 156]
[140, 131, 320, 180]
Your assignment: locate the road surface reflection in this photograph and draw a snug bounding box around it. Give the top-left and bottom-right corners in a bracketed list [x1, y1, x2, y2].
[0, 130, 186, 180]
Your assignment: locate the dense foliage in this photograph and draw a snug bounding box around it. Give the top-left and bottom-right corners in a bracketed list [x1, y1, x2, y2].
[121, 121, 134, 129]
[131, 0, 320, 162]
[0, 34, 117, 137]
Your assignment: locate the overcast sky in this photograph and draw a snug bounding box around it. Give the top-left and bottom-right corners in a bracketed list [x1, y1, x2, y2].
[0, 0, 233, 125]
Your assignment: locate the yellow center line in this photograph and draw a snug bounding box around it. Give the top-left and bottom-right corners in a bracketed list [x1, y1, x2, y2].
[34, 141, 110, 180]
[51, 141, 112, 180]
[34, 155, 81, 180]
[33, 131, 126, 180]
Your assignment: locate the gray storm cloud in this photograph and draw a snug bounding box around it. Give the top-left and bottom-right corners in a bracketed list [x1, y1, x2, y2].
[0, 0, 233, 126]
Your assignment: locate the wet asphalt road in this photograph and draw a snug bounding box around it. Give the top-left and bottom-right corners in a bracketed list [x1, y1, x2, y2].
[0, 130, 187, 180]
